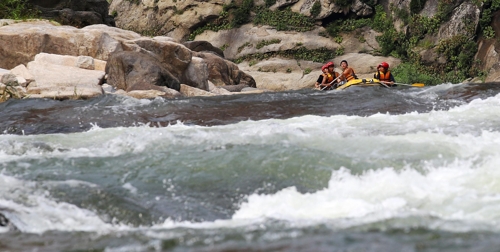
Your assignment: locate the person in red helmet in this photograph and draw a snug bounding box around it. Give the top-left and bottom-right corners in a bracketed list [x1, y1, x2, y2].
[374, 62, 395, 87]
[315, 62, 341, 90]
[319, 62, 341, 90]
[314, 64, 329, 89]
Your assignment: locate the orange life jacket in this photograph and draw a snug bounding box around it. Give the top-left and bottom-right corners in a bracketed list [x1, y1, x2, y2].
[375, 70, 392, 82]
[324, 72, 340, 83]
[344, 68, 356, 81]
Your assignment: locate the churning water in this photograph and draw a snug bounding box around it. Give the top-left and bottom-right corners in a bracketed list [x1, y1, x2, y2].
[1, 83, 500, 251]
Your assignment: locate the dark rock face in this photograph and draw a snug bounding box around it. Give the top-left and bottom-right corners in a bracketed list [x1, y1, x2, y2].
[28, 0, 115, 27]
[182, 41, 225, 58]
[195, 52, 256, 88]
[106, 51, 181, 92]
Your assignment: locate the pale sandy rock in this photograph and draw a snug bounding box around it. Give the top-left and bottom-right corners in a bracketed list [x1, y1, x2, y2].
[34, 53, 78, 67]
[76, 56, 95, 70]
[271, 0, 300, 10]
[0, 68, 10, 80]
[437, 2, 480, 40]
[332, 53, 402, 75]
[196, 24, 339, 60]
[486, 62, 500, 82]
[0, 21, 141, 69]
[126, 90, 167, 99]
[110, 0, 229, 41]
[26, 61, 105, 99]
[10, 64, 34, 83]
[208, 81, 233, 95]
[101, 84, 116, 94]
[1, 73, 18, 85]
[340, 28, 380, 54]
[179, 84, 215, 97]
[183, 57, 209, 91]
[94, 60, 107, 71]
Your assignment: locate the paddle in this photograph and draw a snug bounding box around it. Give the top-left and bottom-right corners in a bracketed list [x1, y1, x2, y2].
[320, 73, 343, 91]
[393, 82, 425, 87]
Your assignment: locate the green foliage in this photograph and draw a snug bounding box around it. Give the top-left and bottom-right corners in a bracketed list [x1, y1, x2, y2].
[220, 44, 229, 51]
[253, 6, 315, 32]
[256, 39, 281, 49]
[479, 0, 500, 38]
[235, 47, 338, 63]
[372, 5, 392, 32]
[435, 0, 455, 22]
[392, 6, 410, 25]
[334, 0, 351, 8]
[410, 0, 427, 15]
[407, 15, 440, 39]
[483, 26, 495, 39]
[334, 36, 343, 44]
[325, 18, 371, 37]
[391, 62, 443, 85]
[0, 0, 38, 19]
[237, 42, 252, 53]
[304, 68, 312, 74]
[232, 0, 253, 26]
[310, 1, 321, 18]
[436, 35, 478, 82]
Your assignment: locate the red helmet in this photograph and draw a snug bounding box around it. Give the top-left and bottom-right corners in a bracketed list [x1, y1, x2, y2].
[378, 62, 389, 69]
[326, 61, 334, 67]
[321, 64, 328, 71]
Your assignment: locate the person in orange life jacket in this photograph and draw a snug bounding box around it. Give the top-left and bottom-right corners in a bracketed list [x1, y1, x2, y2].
[340, 60, 357, 84]
[320, 61, 341, 90]
[314, 64, 329, 89]
[374, 62, 395, 86]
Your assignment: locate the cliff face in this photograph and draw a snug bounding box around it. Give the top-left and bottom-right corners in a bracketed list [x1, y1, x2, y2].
[28, 0, 116, 27]
[109, 0, 500, 83]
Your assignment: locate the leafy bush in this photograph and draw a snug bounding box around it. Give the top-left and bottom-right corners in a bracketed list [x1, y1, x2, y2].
[0, 0, 38, 19]
[325, 18, 371, 37]
[235, 47, 338, 63]
[391, 62, 443, 85]
[410, 0, 427, 15]
[253, 7, 315, 32]
[256, 39, 281, 49]
[310, 1, 321, 18]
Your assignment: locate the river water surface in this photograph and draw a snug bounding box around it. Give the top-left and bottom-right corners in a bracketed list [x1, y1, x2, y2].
[1, 83, 500, 251]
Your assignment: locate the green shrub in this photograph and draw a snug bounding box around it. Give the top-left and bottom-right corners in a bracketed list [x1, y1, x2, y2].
[334, 0, 351, 8]
[232, 0, 253, 26]
[235, 47, 338, 63]
[253, 6, 315, 32]
[256, 39, 281, 49]
[391, 62, 443, 85]
[310, 1, 321, 18]
[0, 0, 38, 19]
[410, 0, 427, 15]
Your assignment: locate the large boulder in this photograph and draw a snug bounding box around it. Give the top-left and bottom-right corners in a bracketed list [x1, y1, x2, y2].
[106, 51, 181, 92]
[0, 21, 141, 70]
[26, 53, 105, 99]
[195, 51, 256, 88]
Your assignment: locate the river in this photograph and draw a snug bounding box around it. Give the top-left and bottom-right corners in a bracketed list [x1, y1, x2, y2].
[1, 83, 500, 251]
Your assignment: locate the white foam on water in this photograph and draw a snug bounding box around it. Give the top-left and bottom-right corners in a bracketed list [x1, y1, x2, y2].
[0, 174, 129, 234]
[231, 152, 500, 232]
